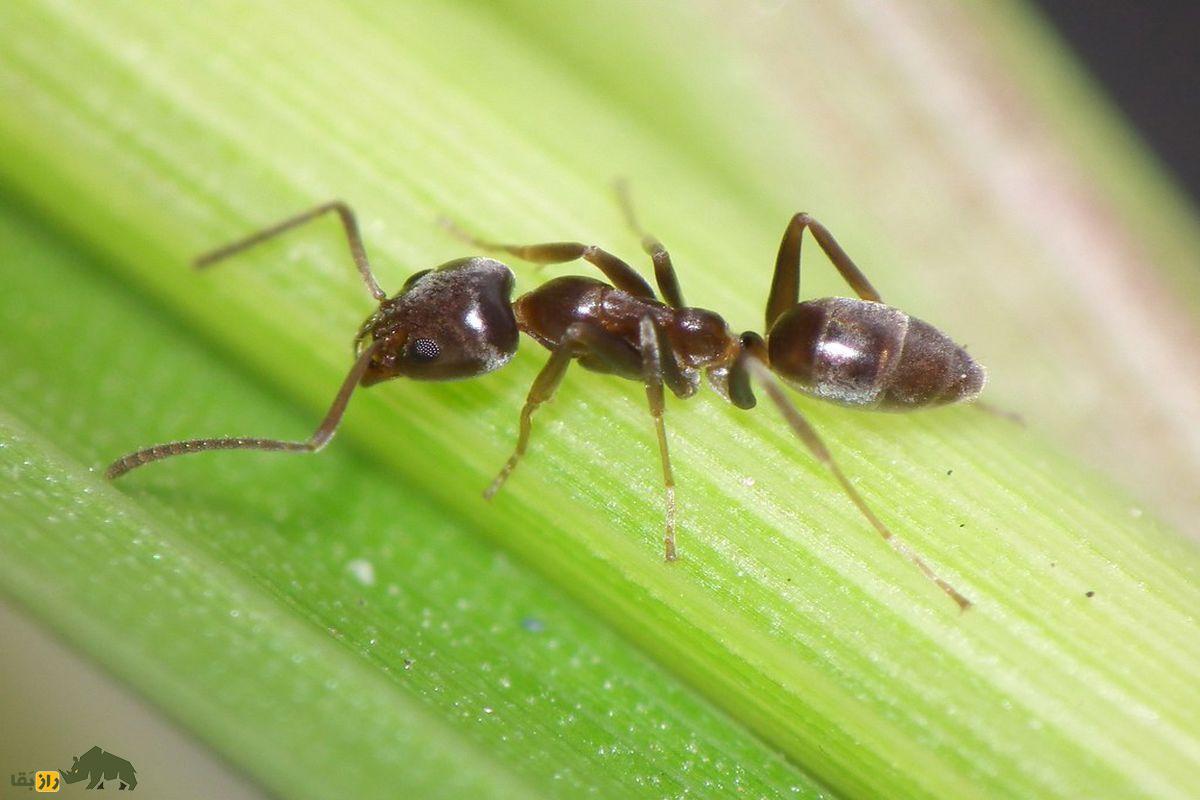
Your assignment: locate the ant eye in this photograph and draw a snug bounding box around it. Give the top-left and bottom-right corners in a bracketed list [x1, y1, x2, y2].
[408, 338, 440, 362]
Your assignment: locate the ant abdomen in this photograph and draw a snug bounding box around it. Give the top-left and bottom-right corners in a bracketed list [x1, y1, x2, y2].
[768, 297, 985, 410]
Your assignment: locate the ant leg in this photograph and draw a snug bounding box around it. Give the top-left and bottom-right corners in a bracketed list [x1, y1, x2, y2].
[639, 316, 687, 560]
[196, 201, 387, 301]
[440, 218, 656, 301]
[743, 357, 972, 610]
[485, 322, 642, 500]
[766, 213, 882, 330]
[106, 341, 383, 479]
[614, 180, 686, 308]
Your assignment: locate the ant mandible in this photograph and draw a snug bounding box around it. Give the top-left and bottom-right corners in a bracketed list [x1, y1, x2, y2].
[107, 184, 983, 609]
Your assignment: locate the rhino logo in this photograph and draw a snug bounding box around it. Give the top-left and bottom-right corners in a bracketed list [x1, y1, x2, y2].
[60, 746, 137, 790]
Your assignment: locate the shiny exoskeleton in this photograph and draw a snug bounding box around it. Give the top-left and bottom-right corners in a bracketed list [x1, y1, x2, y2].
[107, 189, 984, 609]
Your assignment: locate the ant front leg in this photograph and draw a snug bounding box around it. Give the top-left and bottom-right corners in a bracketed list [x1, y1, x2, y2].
[484, 322, 642, 499]
[106, 340, 384, 479]
[486, 317, 690, 562]
[742, 357, 972, 610]
[766, 213, 882, 330]
[441, 217, 657, 301]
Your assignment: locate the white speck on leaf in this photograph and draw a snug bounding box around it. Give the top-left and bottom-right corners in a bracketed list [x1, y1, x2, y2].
[347, 558, 375, 586]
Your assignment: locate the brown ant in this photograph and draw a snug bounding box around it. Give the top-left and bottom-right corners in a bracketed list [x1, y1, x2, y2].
[107, 186, 984, 609]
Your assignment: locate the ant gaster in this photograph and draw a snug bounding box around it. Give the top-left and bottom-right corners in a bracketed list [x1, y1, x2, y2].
[107, 186, 983, 609]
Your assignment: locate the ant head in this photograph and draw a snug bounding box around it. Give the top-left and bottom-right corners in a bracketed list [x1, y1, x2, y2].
[359, 257, 519, 385]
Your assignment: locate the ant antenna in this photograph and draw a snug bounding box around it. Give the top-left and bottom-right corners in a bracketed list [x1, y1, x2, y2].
[106, 339, 385, 479]
[195, 201, 388, 302]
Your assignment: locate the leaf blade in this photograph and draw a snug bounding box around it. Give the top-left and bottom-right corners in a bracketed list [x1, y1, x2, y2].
[1, 2, 1199, 798]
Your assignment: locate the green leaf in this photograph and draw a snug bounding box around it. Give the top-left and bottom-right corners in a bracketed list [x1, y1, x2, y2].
[1, 2, 1199, 798]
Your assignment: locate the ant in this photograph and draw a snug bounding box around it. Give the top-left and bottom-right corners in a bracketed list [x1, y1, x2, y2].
[107, 185, 984, 609]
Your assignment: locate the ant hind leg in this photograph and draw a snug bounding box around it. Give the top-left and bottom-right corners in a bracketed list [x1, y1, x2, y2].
[766, 213, 882, 330]
[743, 357, 972, 610]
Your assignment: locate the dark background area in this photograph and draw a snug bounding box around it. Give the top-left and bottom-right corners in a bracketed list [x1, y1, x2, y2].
[1036, 1, 1200, 206]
